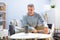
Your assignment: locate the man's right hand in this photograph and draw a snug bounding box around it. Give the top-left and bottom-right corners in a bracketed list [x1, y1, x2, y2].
[33, 29, 38, 33]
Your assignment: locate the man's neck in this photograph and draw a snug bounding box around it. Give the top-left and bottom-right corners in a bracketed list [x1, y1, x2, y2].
[28, 12, 35, 16]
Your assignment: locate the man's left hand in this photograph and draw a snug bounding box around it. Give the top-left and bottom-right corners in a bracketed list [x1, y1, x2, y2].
[43, 27, 48, 34]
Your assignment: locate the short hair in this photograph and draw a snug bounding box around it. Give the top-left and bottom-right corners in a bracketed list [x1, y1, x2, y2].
[28, 4, 34, 7]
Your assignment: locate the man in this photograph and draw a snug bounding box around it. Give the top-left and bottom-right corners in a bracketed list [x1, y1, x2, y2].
[22, 4, 48, 40]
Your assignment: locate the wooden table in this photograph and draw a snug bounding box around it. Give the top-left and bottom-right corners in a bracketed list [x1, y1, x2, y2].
[9, 32, 51, 40]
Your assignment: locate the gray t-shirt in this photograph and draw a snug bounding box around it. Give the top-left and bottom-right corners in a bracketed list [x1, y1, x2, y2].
[22, 12, 47, 30]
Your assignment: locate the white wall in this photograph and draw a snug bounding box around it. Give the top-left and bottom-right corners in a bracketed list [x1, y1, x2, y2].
[0, 0, 49, 29]
[55, 0, 60, 28]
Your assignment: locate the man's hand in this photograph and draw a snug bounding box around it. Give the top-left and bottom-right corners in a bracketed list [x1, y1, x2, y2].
[33, 29, 38, 33]
[43, 27, 48, 34]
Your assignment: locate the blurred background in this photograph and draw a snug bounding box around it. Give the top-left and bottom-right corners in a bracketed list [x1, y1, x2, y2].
[0, 0, 60, 30]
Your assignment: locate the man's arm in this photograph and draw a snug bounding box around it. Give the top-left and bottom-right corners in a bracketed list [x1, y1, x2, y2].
[38, 14, 48, 34]
[28, 27, 38, 33]
[43, 21, 48, 34]
[22, 16, 37, 33]
[22, 16, 28, 27]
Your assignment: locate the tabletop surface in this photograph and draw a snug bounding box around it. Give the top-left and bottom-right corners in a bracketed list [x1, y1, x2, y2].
[10, 32, 51, 39]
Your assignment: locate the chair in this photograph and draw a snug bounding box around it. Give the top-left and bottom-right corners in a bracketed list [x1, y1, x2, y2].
[47, 24, 55, 40]
[47, 24, 54, 34]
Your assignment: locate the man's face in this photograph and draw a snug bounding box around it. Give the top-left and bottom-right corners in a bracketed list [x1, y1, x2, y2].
[28, 7, 34, 16]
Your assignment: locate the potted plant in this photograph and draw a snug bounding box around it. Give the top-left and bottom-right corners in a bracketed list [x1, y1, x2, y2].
[51, 5, 55, 8]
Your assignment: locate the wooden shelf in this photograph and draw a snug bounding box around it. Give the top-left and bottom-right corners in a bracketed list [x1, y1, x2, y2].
[0, 3, 6, 11]
[2, 21, 6, 29]
[55, 28, 60, 30]
[0, 2, 6, 29]
[0, 11, 6, 12]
